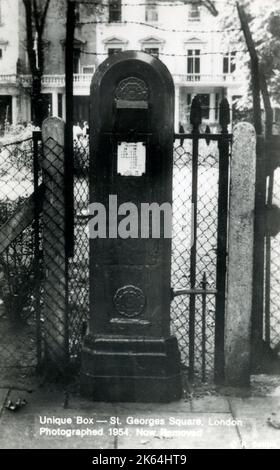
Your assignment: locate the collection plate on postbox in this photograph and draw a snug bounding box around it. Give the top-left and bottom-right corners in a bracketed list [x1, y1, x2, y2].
[80, 51, 182, 402]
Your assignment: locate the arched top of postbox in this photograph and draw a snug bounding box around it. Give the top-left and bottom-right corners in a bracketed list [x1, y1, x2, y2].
[90, 50, 174, 137]
[90, 50, 174, 98]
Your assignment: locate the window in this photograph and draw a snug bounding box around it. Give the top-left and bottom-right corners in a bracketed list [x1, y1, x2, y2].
[0, 96, 12, 130]
[188, 4, 200, 21]
[109, 0, 122, 23]
[74, 4, 80, 23]
[187, 93, 192, 107]
[274, 108, 280, 124]
[73, 49, 80, 73]
[197, 94, 210, 120]
[108, 47, 122, 56]
[35, 94, 52, 122]
[145, 1, 158, 22]
[82, 66, 95, 74]
[215, 93, 219, 120]
[104, 37, 127, 56]
[58, 94, 63, 119]
[187, 49, 200, 80]
[223, 52, 236, 74]
[140, 37, 164, 57]
[144, 47, 159, 58]
[0, 49, 2, 59]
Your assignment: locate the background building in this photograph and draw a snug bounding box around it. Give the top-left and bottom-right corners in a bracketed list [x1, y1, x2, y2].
[0, 0, 20, 128]
[95, 0, 243, 131]
[17, 0, 98, 124]
[0, 0, 243, 130]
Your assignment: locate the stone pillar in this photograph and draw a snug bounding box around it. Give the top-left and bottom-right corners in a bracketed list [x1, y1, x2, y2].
[225, 122, 256, 386]
[62, 93, 66, 121]
[25, 96, 32, 122]
[12, 95, 18, 125]
[41, 117, 69, 368]
[52, 91, 58, 117]
[209, 92, 216, 123]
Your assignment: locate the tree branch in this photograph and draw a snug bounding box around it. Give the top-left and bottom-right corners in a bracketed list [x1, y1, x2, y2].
[23, 0, 51, 126]
[32, 0, 40, 32]
[198, 1, 219, 17]
[176, 0, 219, 16]
[23, 0, 37, 75]
[40, 0, 51, 32]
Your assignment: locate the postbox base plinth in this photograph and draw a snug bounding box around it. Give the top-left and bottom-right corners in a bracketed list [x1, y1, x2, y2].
[80, 335, 182, 402]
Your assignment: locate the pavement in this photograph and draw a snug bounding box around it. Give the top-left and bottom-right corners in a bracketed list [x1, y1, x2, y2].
[0, 381, 280, 449]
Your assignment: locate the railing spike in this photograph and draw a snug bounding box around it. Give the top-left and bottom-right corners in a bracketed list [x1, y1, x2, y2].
[201, 272, 207, 288]
[205, 125, 211, 146]
[179, 122, 185, 146]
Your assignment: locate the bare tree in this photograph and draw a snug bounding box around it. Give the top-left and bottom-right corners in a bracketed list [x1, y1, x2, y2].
[200, 1, 218, 16]
[23, 0, 51, 127]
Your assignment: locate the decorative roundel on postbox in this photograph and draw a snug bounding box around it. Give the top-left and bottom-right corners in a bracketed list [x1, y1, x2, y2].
[115, 77, 149, 102]
[113, 285, 146, 317]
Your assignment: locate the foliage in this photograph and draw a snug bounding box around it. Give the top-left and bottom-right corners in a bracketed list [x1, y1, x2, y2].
[219, 0, 280, 113]
[0, 125, 36, 174]
[0, 200, 37, 325]
[22, 0, 51, 127]
[0, 123, 35, 145]
[253, 8, 280, 105]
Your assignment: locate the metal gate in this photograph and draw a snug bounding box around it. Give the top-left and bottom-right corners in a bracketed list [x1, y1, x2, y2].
[170, 97, 231, 382]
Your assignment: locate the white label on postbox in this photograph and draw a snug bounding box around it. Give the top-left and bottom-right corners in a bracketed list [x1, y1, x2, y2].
[117, 142, 146, 176]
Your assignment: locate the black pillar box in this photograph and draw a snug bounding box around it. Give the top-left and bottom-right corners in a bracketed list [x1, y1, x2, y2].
[80, 51, 182, 402]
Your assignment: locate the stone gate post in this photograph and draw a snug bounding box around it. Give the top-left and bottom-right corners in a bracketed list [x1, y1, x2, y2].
[225, 122, 256, 386]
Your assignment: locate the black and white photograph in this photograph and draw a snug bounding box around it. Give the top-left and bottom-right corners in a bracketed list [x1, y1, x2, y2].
[0, 0, 279, 454]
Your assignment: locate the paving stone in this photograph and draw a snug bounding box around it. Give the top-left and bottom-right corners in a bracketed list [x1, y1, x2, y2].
[0, 407, 115, 449]
[228, 397, 280, 449]
[191, 396, 231, 413]
[1, 392, 279, 449]
[67, 395, 116, 415]
[0, 389, 9, 415]
[229, 397, 280, 415]
[115, 399, 192, 415]
[117, 412, 241, 449]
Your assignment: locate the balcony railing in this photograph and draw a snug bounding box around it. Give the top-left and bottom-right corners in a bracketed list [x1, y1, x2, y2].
[73, 74, 93, 84]
[0, 73, 94, 96]
[0, 72, 237, 90]
[43, 74, 65, 86]
[173, 73, 236, 84]
[0, 74, 18, 84]
[17, 73, 93, 87]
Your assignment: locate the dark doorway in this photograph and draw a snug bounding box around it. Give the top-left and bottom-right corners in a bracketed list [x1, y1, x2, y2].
[73, 96, 89, 125]
[0, 95, 12, 131]
[197, 93, 210, 119]
[31, 93, 52, 124]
